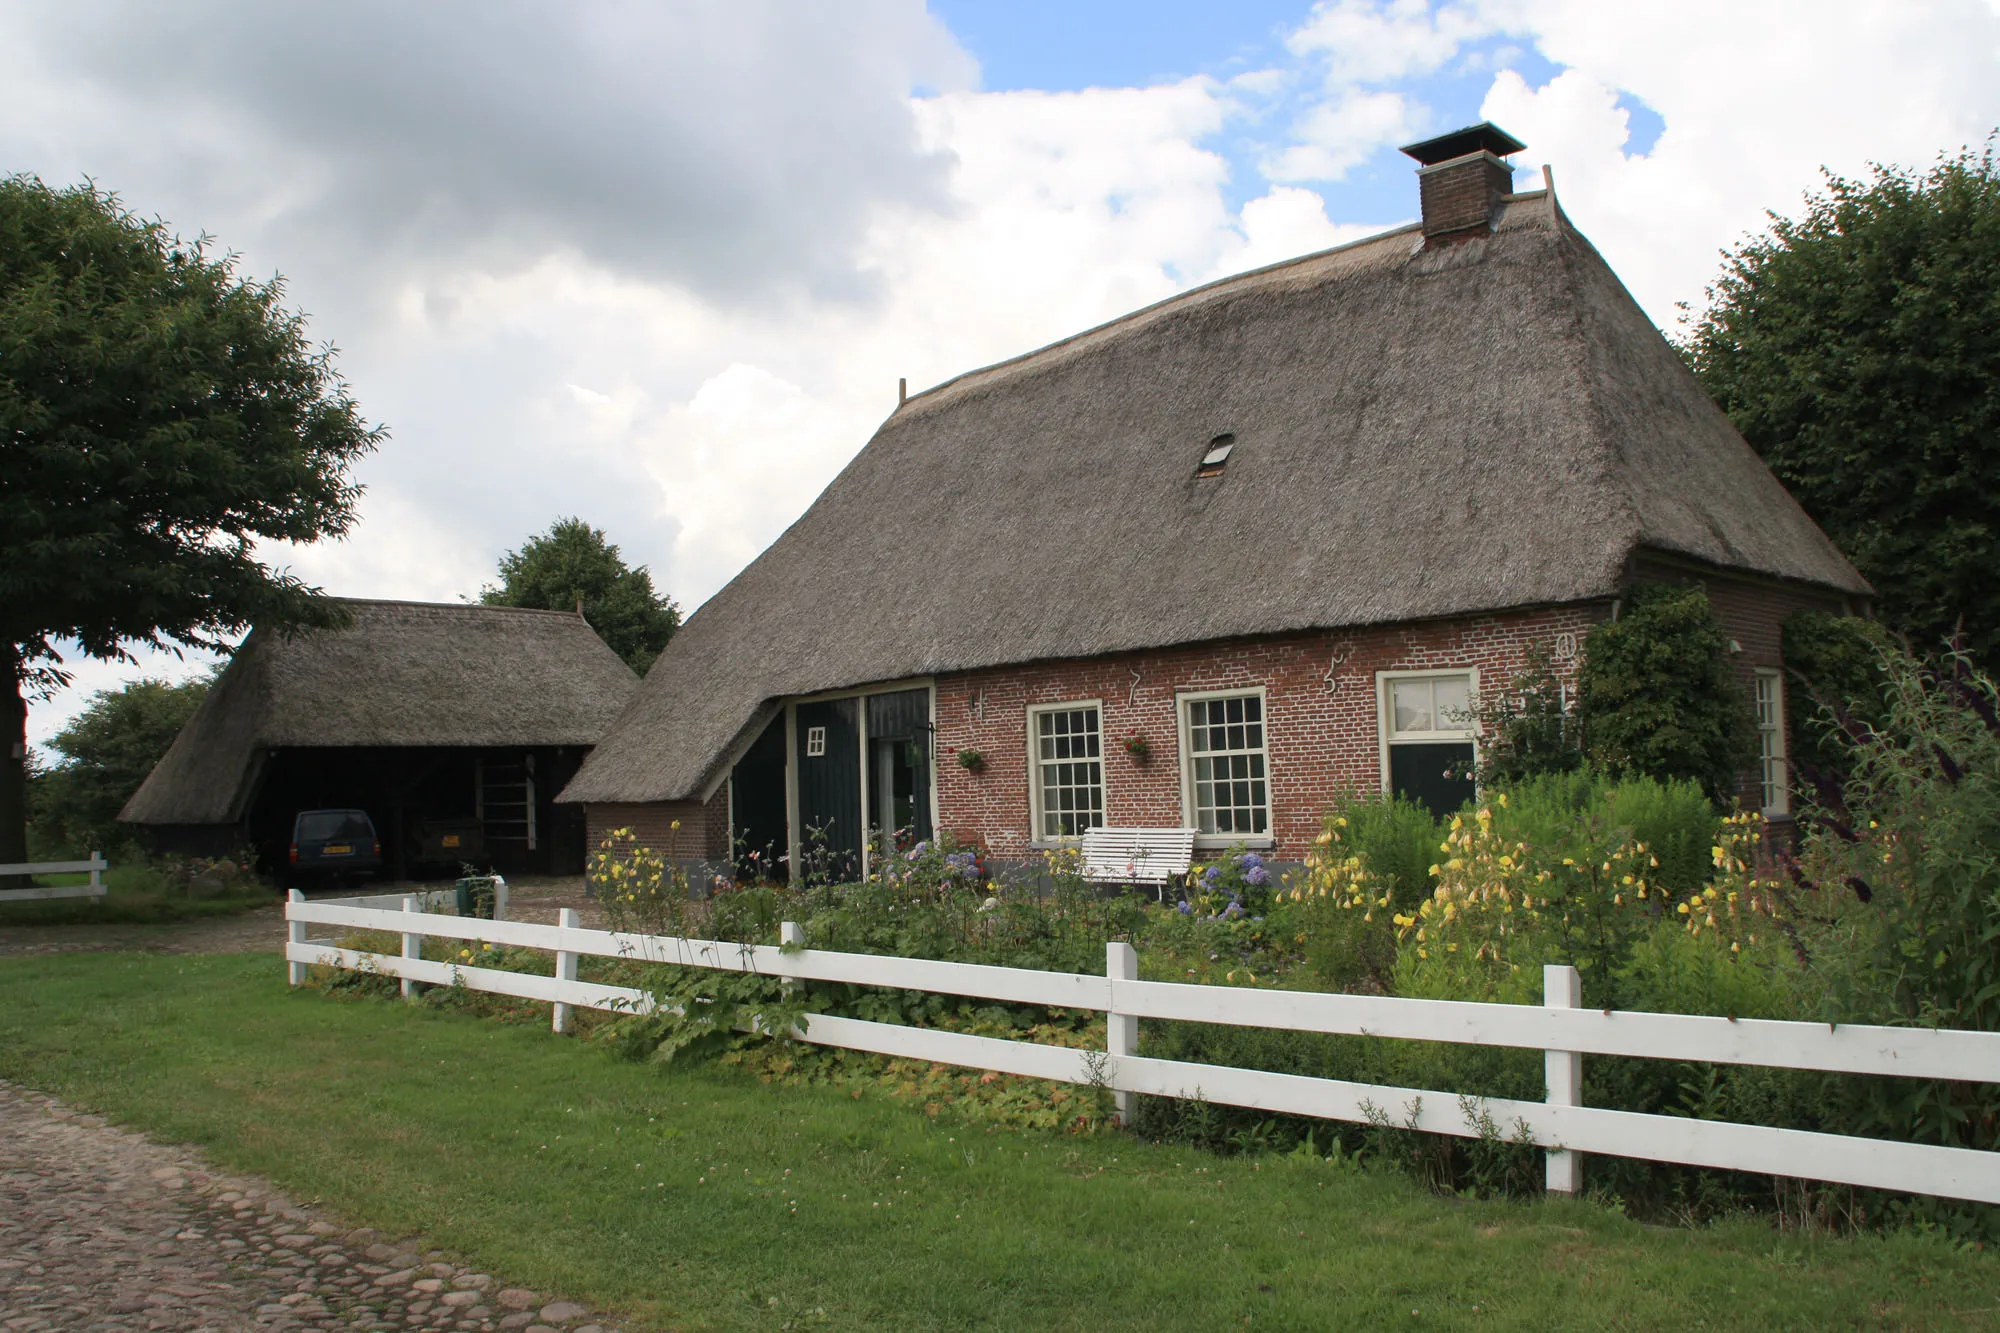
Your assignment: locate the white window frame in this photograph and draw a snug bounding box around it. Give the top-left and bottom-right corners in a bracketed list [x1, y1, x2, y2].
[804, 725, 826, 758]
[1027, 699, 1107, 845]
[1375, 668, 1480, 794]
[1176, 686, 1274, 849]
[1755, 669, 1789, 817]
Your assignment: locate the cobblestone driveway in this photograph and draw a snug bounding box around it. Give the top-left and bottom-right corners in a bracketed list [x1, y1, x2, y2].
[0, 1082, 619, 1333]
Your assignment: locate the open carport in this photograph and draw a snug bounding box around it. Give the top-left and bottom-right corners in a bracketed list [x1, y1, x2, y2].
[119, 599, 638, 878]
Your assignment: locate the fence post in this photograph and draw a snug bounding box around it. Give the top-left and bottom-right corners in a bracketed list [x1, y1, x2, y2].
[89, 850, 104, 899]
[780, 920, 804, 1003]
[287, 889, 307, 986]
[1106, 940, 1137, 1124]
[401, 896, 421, 1000]
[1544, 962, 1582, 1196]
[553, 907, 580, 1034]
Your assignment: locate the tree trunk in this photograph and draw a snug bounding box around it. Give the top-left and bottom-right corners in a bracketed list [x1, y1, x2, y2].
[0, 647, 29, 884]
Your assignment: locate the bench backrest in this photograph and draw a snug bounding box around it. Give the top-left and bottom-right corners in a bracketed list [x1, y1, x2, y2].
[1079, 827, 1197, 887]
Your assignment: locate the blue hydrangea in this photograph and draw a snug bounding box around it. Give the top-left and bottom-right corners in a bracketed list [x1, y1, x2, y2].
[1245, 865, 1270, 887]
[1237, 852, 1264, 871]
[1222, 901, 1246, 920]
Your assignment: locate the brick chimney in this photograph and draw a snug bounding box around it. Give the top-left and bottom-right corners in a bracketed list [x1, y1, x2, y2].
[1399, 122, 1526, 242]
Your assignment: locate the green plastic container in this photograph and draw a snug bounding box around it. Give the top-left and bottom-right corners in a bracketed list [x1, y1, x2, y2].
[454, 875, 501, 919]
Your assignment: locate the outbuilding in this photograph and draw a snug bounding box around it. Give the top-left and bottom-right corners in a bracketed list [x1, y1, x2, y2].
[122, 599, 638, 876]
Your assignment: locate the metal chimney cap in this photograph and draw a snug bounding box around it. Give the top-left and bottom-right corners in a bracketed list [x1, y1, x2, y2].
[1399, 122, 1526, 166]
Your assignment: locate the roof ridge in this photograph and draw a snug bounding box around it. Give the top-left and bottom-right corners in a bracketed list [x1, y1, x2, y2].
[334, 597, 585, 619]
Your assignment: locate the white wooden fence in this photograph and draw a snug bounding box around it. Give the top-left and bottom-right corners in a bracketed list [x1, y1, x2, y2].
[286, 891, 2000, 1205]
[0, 854, 107, 903]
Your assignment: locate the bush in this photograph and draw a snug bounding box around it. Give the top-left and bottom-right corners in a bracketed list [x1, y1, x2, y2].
[1578, 583, 1758, 805]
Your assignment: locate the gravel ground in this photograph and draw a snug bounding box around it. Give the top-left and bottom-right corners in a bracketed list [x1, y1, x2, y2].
[0, 1081, 623, 1333]
[0, 878, 600, 960]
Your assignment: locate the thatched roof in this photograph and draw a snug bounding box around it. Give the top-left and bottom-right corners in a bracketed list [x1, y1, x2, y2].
[562, 187, 1868, 807]
[122, 600, 639, 825]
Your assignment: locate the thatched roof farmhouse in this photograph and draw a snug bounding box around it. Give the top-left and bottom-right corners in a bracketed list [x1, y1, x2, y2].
[124, 599, 637, 874]
[561, 123, 1869, 880]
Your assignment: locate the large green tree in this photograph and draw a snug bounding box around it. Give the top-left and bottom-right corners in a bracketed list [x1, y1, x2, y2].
[30, 674, 213, 856]
[481, 518, 679, 673]
[0, 176, 379, 867]
[1684, 143, 2000, 662]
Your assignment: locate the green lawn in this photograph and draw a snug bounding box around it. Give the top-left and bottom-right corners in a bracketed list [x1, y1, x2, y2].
[0, 953, 1992, 1332]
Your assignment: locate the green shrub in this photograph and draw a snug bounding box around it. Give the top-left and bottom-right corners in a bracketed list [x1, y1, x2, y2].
[1472, 644, 1584, 786]
[1578, 583, 1758, 805]
[1781, 610, 1890, 782]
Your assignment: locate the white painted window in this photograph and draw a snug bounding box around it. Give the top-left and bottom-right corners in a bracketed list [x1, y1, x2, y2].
[1755, 670, 1788, 817]
[805, 726, 826, 758]
[1376, 670, 1479, 806]
[1179, 689, 1270, 842]
[1029, 702, 1104, 840]
[1386, 673, 1475, 739]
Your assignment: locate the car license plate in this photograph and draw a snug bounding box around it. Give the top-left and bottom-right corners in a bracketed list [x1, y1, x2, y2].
[442, 834, 460, 848]
[324, 844, 352, 855]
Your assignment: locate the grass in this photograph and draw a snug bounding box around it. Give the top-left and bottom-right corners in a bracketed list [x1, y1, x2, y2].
[1, 953, 1995, 1332]
[0, 862, 278, 925]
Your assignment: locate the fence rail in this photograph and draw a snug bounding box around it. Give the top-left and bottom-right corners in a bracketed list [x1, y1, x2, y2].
[0, 854, 107, 904]
[286, 891, 2000, 1205]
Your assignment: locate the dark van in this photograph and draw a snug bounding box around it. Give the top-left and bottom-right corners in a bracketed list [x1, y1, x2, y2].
[288, 809, 383, 883]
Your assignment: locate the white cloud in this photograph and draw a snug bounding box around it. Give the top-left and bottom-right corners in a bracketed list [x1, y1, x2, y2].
[1288, 0, 1489, 83]
[1474, 0, 2000, 323]
[1265, 88, 1423, 180]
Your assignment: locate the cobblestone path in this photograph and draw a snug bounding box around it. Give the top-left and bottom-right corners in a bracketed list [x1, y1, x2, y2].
[0, 1083, 621, 1333]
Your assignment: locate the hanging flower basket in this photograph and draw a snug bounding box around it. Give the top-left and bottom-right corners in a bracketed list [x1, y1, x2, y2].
[1122, 733, 1152, 762]
[956, 747, 987, 773]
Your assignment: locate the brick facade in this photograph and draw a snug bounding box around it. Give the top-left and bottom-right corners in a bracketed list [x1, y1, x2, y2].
[587, 570, 1853, 875]
[584, 793, 729, 870]
[934, 602, 1607, 863]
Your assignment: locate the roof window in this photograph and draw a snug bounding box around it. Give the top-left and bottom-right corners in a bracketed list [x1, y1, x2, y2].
[1196, 433, 1234, 479]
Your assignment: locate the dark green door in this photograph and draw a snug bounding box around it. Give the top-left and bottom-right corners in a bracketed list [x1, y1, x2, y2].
[795, 698, 861, 881]
[730, 715, 788, 882]
[1389, 742, 1476, 821]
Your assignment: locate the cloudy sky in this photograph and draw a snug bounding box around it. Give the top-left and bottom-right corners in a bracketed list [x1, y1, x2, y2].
[11, 0, 2000, 753]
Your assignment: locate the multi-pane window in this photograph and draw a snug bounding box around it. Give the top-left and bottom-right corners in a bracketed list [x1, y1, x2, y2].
[1183, 692, 1270, 838]
[1379, 671, 1477, 821]
[1755, 670, 1788, 816]
[1031, 704, 1104, 839]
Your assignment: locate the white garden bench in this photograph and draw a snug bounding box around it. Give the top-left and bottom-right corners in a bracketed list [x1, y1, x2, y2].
[1079, 827, 1197, 900]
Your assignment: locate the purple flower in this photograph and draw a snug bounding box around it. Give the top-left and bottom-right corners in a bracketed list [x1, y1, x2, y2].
[1222, 901, 1245, 920]
[1202, 866, 1222, 887]
[1245, 865, 1270, 887]
[1175, 900, 1193, 915]
[1238, 852, 1264, 871]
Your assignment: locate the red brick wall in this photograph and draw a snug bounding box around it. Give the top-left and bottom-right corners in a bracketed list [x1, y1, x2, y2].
[585, 794, 728, 867]
[933, 603, 1608, 863]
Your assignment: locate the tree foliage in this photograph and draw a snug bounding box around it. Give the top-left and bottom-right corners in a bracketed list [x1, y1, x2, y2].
[481, 518, 679, 674]
[30, 674, 213, 855]
[1577, 583, 1757, 806]
[1684, 143, 2000, 664]
[1470, 644, 1584, 787]
[0, 175, 379, 863]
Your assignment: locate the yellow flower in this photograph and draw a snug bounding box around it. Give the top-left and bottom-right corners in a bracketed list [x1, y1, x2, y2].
[1677, 903, 1691, 915]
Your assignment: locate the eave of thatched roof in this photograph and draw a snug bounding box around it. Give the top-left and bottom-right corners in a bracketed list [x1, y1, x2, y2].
[121, 599, 639, 826]
[560, 189, 1868, 807]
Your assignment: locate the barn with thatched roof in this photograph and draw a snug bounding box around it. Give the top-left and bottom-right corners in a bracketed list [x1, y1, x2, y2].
[558, 123, 1870, 882]
[122, 599, 638, 875]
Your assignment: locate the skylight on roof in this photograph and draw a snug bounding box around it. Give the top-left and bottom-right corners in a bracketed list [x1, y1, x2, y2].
[1196, 433, 1234, 478]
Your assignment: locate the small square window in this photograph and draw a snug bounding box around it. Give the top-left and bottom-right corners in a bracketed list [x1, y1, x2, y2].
[805, 726, 826, 758]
